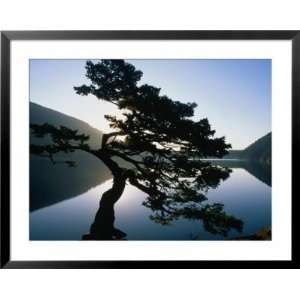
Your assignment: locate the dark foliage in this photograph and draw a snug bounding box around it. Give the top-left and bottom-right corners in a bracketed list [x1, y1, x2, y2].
[31, 60, 243, 238]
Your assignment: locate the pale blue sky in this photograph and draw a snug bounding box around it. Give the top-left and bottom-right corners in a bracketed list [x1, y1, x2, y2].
[30, 59, 271, 149]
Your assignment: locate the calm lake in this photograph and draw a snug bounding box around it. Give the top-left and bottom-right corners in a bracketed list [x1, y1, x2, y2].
[30, 160, 271, 240]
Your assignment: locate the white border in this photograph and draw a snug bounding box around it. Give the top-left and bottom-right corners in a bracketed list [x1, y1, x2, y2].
[10, 40, 292, 261]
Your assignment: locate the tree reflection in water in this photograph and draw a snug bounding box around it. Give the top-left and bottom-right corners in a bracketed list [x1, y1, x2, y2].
[82, 167, 243, 240]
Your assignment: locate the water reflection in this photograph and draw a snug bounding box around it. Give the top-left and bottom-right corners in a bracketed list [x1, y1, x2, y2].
[30, 153, 111, 211]
[208, 159, 271, 187]
[30, 161, 271, 240]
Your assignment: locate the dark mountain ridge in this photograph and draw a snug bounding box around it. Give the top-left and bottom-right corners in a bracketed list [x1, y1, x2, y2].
[30, 102, 111, 211]
[30, 102, 102, 149]
[225, 132, 271, 164]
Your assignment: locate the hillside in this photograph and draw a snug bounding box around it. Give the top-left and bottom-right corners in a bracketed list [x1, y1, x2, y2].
[242, 132, 271, 164]
[30, 102, 102, 149]
[224, 132, 271, 164]
[223, 150, 243, 159]
[30, 102, 111, 211]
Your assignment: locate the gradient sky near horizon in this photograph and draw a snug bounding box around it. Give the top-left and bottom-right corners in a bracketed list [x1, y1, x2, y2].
[30, 59, 271, 149]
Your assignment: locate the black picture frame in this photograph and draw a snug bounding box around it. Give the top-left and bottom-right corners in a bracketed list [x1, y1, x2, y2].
[1, 30, 299, 269]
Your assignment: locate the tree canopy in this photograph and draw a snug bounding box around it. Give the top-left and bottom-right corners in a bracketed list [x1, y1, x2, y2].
[30, 59, 242, 237]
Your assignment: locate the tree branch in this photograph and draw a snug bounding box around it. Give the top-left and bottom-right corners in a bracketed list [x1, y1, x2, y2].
[101, 131, 127, 148]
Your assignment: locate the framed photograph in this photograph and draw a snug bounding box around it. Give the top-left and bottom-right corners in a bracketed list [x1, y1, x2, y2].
[1, 31, 299, 268]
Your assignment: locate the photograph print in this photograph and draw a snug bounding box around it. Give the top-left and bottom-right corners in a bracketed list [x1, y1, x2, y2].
[29, 59, 271, 241]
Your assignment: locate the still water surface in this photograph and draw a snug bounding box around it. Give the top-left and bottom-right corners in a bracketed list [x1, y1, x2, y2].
[30, 163, 271, 240]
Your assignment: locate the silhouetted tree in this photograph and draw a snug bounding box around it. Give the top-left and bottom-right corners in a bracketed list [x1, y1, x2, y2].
[31, 60, 243, 239]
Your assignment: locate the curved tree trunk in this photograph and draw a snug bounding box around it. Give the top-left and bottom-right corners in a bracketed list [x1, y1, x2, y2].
[82, 174, 127, 240]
